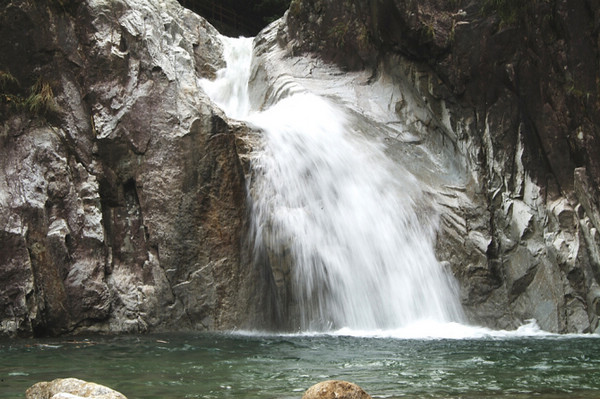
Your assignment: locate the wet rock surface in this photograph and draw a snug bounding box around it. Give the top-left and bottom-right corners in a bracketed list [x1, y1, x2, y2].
[284, 0, 600, 332]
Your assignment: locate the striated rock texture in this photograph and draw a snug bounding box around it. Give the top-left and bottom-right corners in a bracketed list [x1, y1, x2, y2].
[283, 0, 600, 332]
[0, 0, 270, 336]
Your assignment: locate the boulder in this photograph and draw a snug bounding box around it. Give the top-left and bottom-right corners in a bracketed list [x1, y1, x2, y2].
[26, 378, 126, 399]
[302, 380, 372, 399]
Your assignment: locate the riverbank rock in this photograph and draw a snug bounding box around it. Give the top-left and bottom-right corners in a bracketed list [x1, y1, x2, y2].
[0, 0, 273, 337]
[302, 380, 372, 399]
[26, 378, 126, 399]
[282, 0, 600, 333]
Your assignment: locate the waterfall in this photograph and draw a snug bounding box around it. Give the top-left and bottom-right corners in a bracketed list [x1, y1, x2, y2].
[201, 35, 465, 332]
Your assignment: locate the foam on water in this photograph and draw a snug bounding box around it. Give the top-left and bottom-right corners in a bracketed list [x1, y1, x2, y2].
[234, 319, 599, 340]
[200, 36, 253, 119]
[331, 320, 557, 340]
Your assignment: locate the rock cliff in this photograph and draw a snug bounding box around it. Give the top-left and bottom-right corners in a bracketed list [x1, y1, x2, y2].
[283, 0, 600, 332]
[0, 0, 271, 336]
[2, 0, 600, 336]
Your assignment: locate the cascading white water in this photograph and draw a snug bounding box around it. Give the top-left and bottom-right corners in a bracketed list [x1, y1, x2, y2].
[201, 35, 465, 332]
[201, 36, 253, 119]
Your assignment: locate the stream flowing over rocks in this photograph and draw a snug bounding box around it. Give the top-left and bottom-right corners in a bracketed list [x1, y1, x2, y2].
[1, 0, 600, 336]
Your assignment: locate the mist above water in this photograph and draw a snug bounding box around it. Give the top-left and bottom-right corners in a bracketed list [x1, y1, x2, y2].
[201, 35, 465, 333]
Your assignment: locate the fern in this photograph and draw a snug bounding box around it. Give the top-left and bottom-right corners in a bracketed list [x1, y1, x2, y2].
[0, 72, 58, 118]
[25, 78, 57, 115]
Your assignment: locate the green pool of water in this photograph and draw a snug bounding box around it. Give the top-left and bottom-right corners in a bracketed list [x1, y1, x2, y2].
[1, 332, 599, 398]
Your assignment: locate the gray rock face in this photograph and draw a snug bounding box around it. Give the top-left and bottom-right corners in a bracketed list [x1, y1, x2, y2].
[283, 0, 600, 333]
[0, 0, 264, 336]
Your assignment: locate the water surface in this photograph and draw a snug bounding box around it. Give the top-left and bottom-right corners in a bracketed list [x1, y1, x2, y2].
[2, 332, 599, 398]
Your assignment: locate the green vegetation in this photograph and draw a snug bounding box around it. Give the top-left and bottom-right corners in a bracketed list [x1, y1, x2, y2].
[289, 0, 302, 18]
[421, 21, 436, 41]
[355, 23, 370, 52]
[25, 78, 57, 116]
[0, 71, 19, 91]
[0, 71, 58, 119]
[0, 70, 22, 116]
[328, 17, 370, 52]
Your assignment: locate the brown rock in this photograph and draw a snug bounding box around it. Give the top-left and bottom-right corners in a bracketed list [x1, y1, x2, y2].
[26, 378, 126, 399]
[302, 380, 372, 399]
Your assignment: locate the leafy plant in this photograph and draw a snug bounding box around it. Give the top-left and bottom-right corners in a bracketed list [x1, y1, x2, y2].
[355, 23, 370, 52]
[289, 0, 302, 18]
[421, 21, 436, 41]
[25, 78, 57, 115]
[0, 71, 58, 119]
[0, 70, 19, 90]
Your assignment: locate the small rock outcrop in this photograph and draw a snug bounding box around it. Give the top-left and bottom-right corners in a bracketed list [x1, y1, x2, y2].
[302, 380, 372, 399]
[26, 378, 126, 399]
